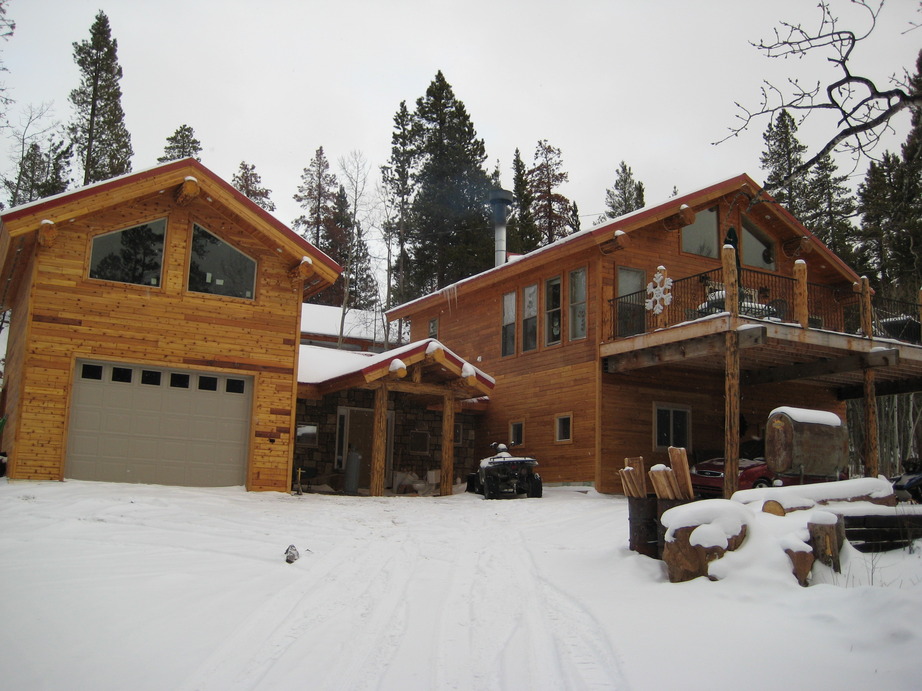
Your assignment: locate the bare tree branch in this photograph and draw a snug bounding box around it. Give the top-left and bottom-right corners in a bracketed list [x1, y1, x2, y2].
[715, 0, 921, 194]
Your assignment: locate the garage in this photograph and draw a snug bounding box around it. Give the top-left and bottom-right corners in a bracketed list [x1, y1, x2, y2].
[66, 360, 253, 487]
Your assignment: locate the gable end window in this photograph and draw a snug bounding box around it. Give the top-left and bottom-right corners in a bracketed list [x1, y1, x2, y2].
[89, 218, 166, 287]
[655, 403, 691, 450]
[188, 224, 256, 300]
[681, 207, 719, 258]
[502, 291, 516, 356]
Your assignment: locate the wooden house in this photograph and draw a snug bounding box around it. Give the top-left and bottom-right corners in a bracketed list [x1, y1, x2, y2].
[0, 159, 340, 491]
[388, 174, 922, 495]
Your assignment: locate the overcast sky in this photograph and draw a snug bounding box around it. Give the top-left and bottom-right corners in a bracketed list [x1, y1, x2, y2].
[3, 0, 920, 234]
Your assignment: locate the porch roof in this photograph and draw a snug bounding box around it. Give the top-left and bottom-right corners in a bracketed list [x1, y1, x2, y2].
[297, 338, 495, 400]
[601, 315, 922, 399]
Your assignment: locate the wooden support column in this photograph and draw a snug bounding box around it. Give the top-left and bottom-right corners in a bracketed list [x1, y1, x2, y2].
[723, 330, 740, 498]
[370, 384, 388, 497]
[721, 246, 739, 318]
[440, 393, 455, 496]
[857, 276, 873, 338]
[864, 368, 879, 478]
[794, 259, 809, 328]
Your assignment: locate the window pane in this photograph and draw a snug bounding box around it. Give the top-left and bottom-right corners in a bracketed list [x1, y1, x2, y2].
[140, 370, 162, 386]
[188, 224, 256, 299]
[523, 285, 537, 351]
[545, 277, 561, 345]
[673, 409, 689, 448]
[502, 292, 516, 356]
[170, 373, 190, 389]
[226, 378, 246, 394]
[556, 415, 572, 441]
[510, 422, 524, 446]
[90, 219, 166, 287]
[569, 268, 587, 340]
[81, 364, 103, 380]
[198, 376, 218, 391]
[112, 367, 132, 383]
[656, 408, 671, 447]
[742, 218, 776, 270]
[681, 207, 718, 258]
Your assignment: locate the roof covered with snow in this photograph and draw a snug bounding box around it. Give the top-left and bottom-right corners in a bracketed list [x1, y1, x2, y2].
[301, 304, 386, 344]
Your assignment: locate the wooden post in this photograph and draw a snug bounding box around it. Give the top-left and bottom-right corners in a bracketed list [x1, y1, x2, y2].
[654, 266, 670, 331]
[864, 367, 879, 478]
[370, 384, 388, 497]
[721, 246, 739, 318]
[858, 276, 873, 338]
[918, 287, 922, 334]
[793, 259, 809, 328]
[440, 393, 455, 496]
[723, 330, 740, 498]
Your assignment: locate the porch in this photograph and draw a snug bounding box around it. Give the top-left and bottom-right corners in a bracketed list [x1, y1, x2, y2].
[602, 247, 922, 497]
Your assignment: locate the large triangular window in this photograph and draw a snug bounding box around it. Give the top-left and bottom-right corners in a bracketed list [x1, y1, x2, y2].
[89, 219, 166, 287]
[188, 224, 256, 299]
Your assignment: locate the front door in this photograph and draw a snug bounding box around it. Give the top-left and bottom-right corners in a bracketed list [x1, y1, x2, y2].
[337, 407, 394, 490]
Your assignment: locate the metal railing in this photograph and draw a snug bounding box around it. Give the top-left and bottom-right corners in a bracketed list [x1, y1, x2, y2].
[610, 268, 920, 345]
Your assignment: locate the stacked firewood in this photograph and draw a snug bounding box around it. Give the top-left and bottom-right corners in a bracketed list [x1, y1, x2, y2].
[620, 447, 695, 500]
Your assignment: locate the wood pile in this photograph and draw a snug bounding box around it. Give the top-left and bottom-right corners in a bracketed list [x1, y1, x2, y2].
[647, 447, 695, 500]
[619, 456, 648, 497]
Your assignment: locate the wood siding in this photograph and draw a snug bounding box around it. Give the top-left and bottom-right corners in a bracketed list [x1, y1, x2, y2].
[5, 190, 304, 491]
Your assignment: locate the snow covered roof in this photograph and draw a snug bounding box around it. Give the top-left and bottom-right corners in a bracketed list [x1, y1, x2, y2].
[301, 304, 385, 344]
[298, 338, 494, 397]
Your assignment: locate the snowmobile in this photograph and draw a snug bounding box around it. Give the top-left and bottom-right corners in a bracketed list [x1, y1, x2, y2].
[466, 442, 542, 499]
[891, 458, 922, 503]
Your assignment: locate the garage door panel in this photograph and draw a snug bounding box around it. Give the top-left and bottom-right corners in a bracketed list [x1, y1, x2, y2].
[66, 361, 252, 487]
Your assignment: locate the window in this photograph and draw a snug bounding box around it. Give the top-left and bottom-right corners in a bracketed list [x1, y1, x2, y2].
[188, 224, 256, 299]
[296, 423, 319, 447]
[502, 291, 516, 356]
[140, 370, 162, 386]
[555, 413, 572, 443]
[170, 373, 190, 389]
[522, 284, 537, 352]
[81, 363, 103, 380]
[111, 367, 133, 383]
[741, 218, 776, 271]
[226, 378, 246, 394]
[428, 318, 438, 339]
[545, 277, 562, 346]
[510, 421, 524, 446]
[681, 207, 719, 258]
[198, 375, 218, 391]
[409, 430, 429, 455]
[617, 267, 646, 337]
[655, 403, 691, 450]
[569, 268, 587, 340]
[89, 219, 166, 287]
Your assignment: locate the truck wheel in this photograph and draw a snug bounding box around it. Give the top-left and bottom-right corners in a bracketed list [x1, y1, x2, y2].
[527, 474, 543, 498]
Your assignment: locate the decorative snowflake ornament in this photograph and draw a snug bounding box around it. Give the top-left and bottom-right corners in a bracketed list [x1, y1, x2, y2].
[645, 268, 673, 315]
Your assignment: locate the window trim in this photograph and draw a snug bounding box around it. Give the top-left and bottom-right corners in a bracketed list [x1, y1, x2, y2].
[87, 217, 167, 289]
[554, 412, 573, 444]
[187, 222, 257, 301]
[653, 402, 692, 451]
[510, 420, 524, 447]
[680, 206, 720, 259]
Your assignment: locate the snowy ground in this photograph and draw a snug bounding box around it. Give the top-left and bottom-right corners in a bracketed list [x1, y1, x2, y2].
[1, 479, 921, 691]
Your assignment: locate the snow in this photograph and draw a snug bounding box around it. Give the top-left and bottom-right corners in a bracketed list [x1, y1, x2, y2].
[2, 479, 921, 690]
[769, 405, 842, 427]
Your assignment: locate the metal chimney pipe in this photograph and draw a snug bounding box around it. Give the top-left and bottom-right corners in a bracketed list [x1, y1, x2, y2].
[489, 188, 514, 267]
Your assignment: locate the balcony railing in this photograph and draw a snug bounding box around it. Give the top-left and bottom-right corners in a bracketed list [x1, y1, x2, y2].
[609, 248, 922, 345]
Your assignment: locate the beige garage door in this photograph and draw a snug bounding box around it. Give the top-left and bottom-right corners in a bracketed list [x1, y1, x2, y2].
[66, 360, 252, 486]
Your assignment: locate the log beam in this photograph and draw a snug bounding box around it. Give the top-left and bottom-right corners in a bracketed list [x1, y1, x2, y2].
[864, 368, 879, 478]
[441, 391, 455, 496]
[370, 384, 388, 497]
[723, 330, 740, 498]
[174, 177, 201, 206]
[604, 327, 766, 373]
[742, 349, 899, 386]
[38, 220, 58, 248]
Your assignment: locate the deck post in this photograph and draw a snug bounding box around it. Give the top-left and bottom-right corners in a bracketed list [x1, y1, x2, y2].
[794, 260, 809, 328]
[863, 368, 880, 478]
[723, 330, 740, 498]
[721, 246, 739, 318]
[370, 384, 388, 497]
[858, 276, 873, 338]
[441, 393, 455, 496]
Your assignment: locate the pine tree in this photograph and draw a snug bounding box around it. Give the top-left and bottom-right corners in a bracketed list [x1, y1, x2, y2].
[897, 49, 922, 291]
[507, 148, 540, 254]
[293, 146, 338, 247]
[407, 71, 491, 294]
[604, 161, 645, 218]
[158, 124, 202, 163]
[232, 161, 276, 212]
[68, 11, 133, 185]
[856, 153, 902, 291]
[528, 139, 573, 245]
[760, 110, 809, 219]
[803, 153, 856, 262]
[4, 137, 71, 206]
[381, 100, 416, 312]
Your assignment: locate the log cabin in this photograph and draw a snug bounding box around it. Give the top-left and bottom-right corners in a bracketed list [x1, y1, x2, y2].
[0, 158, 341, 491]
[387, 173, 922, 496]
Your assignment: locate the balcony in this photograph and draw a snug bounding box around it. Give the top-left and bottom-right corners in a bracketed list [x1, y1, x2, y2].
[610, 255, 921, 347]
